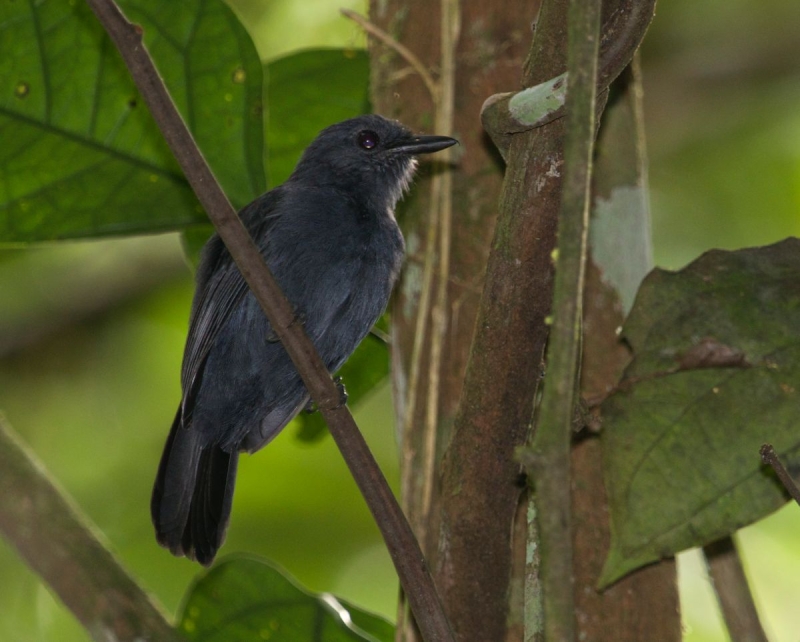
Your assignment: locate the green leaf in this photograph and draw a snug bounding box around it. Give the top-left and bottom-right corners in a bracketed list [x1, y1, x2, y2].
[0, 0, 264, 242]
[178, 556, 394, 642]
[600, 238, 800, 586]
[265, 48, 370, 186]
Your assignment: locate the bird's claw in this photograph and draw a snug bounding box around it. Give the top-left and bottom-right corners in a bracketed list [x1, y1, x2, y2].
[302, 378, 346, 414]
[334, 376, 348, 408]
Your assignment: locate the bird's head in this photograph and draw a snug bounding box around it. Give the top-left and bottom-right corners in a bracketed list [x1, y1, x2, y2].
[289, 114, 457, 211]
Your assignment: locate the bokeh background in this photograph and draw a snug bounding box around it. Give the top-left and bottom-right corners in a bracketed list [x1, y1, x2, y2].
[1, 0, 798, 640]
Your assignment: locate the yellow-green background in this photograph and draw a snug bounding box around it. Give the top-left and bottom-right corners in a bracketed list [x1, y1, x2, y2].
[0, 0, 798, 640]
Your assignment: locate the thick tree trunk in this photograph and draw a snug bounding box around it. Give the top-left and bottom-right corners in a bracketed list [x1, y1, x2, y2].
[369, 2, 681, 641]
[368, 3, 540, 639]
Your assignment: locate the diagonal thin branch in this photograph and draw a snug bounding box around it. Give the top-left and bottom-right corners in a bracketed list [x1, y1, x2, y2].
[85, 2, 454, 641]
[0, 416, 184, 642]
[341, 9, 438, 102]
[761, 443, 800, 506]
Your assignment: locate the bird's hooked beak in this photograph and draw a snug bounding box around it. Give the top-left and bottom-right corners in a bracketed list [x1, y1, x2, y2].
[389, 134, 458, 155]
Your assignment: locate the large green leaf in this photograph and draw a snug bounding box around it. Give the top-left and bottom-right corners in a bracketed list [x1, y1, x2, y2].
[265, 48, 370, 186]
[181, 48, 371, 263]
[600, 238, 800, 586]
[0, 0, 264, 242]
[178, 556, 394, 642]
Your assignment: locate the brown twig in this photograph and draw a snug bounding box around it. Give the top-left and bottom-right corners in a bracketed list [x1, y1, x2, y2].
[85, 2, 455, 641]
[760, 443, 800, 506]
[703, 537, 769, 642]
[341, 9, 438, 102]
[348, 5, 456, 550]
[0, 416, 184, 642]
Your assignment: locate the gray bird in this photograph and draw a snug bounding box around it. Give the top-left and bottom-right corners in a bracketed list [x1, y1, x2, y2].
[151, 114, 457, 565]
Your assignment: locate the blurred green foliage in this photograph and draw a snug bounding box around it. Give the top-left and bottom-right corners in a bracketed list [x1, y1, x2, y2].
[0, 0, 798, 641]
[641, 0, 800, 270]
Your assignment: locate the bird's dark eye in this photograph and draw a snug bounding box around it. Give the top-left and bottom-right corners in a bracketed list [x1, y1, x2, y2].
[357, 130, 379, 150]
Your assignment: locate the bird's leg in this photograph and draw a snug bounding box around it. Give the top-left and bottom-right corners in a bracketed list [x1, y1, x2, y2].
[289, 309, 307, 328]
[334, 376, 348, 407]
[303, 377, 347, 414]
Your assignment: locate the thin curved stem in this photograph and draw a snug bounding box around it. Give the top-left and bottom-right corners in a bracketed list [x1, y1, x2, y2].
[341, 9, 439, 102]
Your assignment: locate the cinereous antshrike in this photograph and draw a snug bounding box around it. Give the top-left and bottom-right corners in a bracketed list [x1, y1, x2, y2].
[151, 114, 457, 565]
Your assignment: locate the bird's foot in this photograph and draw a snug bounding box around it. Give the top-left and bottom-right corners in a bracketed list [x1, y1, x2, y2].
[334, 376, 348, 407]
[290, 310, 307, 328]
[303, 377, 348, 415]
[303, 378, 346, 413]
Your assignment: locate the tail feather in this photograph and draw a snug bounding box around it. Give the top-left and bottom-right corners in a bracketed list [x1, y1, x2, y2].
[186, 445, 238, 565]
[151, 409, 238, 565]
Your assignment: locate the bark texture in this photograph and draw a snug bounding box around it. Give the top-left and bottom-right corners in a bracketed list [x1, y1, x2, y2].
[368, 4, 541, 640]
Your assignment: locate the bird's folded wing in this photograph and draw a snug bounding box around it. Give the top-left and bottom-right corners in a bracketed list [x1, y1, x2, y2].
[180, 258, 249, 420]
[179, 192, 284, 420]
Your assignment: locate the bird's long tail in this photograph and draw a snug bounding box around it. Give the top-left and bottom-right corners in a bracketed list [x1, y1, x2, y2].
[151, 409, 238, 566]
